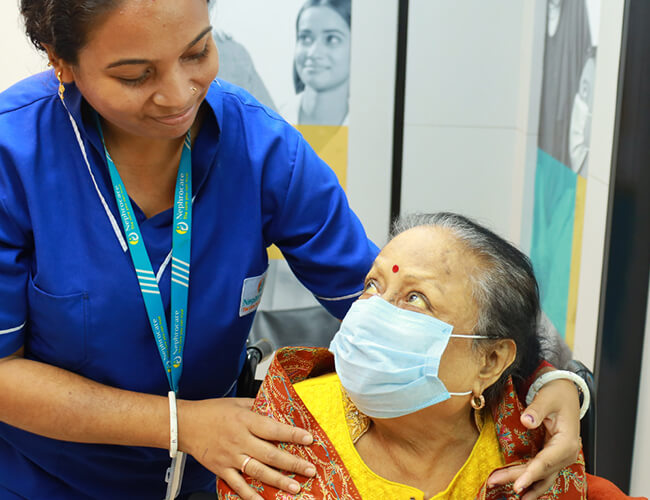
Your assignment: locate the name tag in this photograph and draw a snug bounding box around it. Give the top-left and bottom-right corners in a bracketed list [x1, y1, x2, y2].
[239, 271, 267, 317]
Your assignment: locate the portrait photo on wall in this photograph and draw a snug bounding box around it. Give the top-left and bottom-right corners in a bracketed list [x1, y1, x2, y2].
[531, 0, 600, 350]
[538, 0, 597, 178]
[209, 0, 351, 126]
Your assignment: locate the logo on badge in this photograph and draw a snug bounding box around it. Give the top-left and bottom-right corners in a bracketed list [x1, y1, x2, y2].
[239, 270, 268, 317]
[175, 221, 189, 235]
[128, 232, 139, 245]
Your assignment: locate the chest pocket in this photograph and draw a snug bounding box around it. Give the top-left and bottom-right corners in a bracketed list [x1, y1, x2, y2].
[26, 278, 89, 371]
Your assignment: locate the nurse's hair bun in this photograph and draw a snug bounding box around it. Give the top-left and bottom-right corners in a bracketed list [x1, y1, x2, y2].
[20, 0, 119, 63]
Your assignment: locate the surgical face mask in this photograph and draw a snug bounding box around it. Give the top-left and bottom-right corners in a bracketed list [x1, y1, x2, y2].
[569, 91, 592, 173]
[329, 296, 489, 419]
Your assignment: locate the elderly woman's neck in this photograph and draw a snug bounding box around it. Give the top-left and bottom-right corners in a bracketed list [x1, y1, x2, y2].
[355, 409, 479, 497]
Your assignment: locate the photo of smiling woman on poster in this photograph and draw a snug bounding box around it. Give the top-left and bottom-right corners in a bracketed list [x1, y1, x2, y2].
[280, 0, 351, 126]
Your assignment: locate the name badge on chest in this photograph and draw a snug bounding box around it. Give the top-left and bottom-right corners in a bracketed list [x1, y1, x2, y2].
[239, 271, 267, 317]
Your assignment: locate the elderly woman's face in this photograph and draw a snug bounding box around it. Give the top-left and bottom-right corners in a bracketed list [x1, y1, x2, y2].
[360, 226, 483, 397]
[295, 6, 351, 93]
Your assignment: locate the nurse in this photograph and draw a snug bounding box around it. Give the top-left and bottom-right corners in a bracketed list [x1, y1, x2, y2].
[0, 0, 583, 499]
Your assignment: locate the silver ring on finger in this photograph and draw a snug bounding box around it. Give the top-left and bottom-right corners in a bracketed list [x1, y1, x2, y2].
[241, 454, 253, 475]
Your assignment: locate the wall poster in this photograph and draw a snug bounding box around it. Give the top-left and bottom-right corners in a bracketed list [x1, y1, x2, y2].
[209, 0, 353, 348]
[531, 0, 600, 349]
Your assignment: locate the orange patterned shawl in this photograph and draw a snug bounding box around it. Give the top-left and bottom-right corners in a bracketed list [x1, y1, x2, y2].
[217, 347, 587, 499]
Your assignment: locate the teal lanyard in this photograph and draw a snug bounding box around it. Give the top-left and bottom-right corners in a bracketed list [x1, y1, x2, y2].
[95, 115, 192, 394]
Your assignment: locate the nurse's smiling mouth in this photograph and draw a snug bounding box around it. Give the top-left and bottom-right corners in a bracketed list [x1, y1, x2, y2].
[151, 103, 198, 127]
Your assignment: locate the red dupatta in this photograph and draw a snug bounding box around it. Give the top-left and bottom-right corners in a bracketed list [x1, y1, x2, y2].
[217, 347, 587, 499]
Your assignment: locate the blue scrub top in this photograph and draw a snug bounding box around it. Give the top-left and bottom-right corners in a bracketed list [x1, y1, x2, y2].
[0, 72, 378, 499]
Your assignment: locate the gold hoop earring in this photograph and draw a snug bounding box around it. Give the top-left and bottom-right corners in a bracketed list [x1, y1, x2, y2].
[190, 86, 198, 95]
[470, 394, 485, 410]
[56, 71, 65, 102]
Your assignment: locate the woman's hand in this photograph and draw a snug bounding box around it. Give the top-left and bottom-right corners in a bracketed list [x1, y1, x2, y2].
[178, 397, 316, 500]
[487, 378, 581, 499]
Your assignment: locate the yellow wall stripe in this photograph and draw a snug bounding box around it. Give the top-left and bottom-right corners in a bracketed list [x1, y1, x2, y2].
[565, 175, 587, 349]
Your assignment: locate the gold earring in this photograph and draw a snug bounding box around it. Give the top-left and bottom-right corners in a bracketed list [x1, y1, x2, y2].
[56, 71, 65, 102]
[470, 394, 485, 410]
[190, 86, 198, 95]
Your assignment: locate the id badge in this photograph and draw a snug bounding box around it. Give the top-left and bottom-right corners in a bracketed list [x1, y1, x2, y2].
[164, 451, 187, 500]
[239, 270, 267, 317]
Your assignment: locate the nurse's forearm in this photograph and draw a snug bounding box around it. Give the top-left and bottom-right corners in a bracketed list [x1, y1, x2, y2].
[0, 351, 169, 449]
[0, 349, 319, 498]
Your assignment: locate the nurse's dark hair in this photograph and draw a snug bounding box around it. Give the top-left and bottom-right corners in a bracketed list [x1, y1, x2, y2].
[20, 0, 210, 64]
[293, 0, 351, 93]
[390, 212, 543, 408]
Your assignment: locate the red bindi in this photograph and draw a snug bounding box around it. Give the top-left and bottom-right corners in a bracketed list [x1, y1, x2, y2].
[392, 265, 399, 273]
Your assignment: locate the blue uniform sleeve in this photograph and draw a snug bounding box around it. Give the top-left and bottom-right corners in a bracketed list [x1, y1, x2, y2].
[0, 192, 29, 356]
[263, 128, 379, 319]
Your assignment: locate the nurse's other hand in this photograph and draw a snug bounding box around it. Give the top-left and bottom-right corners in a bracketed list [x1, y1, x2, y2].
[178, 397, 315, 500]
[486, 378, 581, 499]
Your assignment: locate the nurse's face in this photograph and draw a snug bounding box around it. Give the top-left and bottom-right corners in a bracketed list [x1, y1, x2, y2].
[61, 0, 219, 141]
[295, 6, 351, 93]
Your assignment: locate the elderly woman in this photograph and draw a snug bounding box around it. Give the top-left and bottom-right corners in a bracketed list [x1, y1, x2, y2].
[219, 213, 637, 499]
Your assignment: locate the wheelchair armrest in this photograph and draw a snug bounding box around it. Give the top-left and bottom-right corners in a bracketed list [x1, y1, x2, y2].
[236, 338, 273, 398]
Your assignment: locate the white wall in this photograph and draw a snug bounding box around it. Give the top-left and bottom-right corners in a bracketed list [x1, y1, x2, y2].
[400, 0, 545, 244]
[1, 4, 45, 92]
[346, 0, 397, 246]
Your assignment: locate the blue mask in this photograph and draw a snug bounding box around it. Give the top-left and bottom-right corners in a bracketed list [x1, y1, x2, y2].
[329, 296, 488, 419]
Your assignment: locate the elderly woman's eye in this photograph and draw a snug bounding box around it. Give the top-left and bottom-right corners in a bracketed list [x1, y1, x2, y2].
[364, 280, 379, 294]
[407, 293, 427, 308]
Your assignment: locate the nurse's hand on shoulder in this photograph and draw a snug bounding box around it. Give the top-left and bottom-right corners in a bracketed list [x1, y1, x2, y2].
[178, 397, 315, 500]
[487, 378, 582, 499]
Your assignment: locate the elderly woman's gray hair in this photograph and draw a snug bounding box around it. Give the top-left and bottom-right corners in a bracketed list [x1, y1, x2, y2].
[391, 212, 542, 407]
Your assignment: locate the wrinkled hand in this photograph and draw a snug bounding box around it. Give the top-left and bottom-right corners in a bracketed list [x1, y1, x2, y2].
[487, 378, 581, 499]
[178, 397, 316, 500]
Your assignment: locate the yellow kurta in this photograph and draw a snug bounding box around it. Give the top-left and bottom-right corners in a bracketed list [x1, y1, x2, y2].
[294, 372, 504, 500]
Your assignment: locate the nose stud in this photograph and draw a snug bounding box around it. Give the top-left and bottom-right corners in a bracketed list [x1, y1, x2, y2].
[190, 86, 198, 95]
